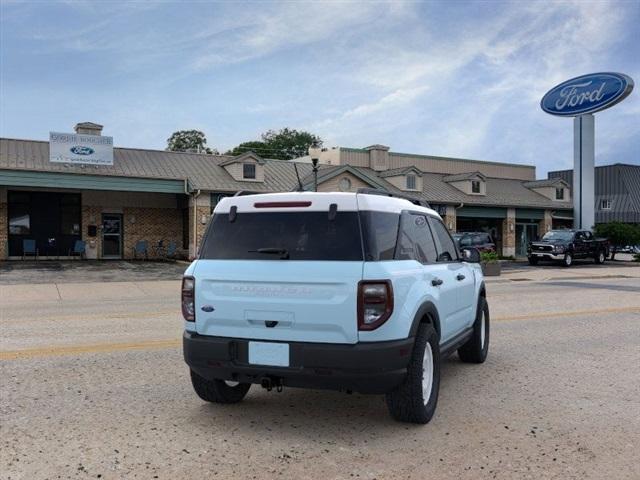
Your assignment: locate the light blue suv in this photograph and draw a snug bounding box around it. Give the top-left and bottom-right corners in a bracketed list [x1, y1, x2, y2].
[182, 191, 489, 424]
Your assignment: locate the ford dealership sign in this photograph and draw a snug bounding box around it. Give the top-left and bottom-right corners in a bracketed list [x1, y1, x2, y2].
[50, 132, 113, 165]
[541, 72, 634, 116]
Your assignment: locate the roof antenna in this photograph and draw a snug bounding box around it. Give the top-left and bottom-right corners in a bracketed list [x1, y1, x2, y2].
[293, 162, 304, 191]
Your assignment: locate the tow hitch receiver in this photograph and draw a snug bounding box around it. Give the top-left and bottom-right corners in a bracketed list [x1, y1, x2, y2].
[260, 376, 284, 392]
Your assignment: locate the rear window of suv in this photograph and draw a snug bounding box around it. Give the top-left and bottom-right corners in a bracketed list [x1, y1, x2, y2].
[199, 212, 364, 261]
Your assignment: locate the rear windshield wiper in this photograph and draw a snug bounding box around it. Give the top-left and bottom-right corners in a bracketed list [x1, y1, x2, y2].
[248, 247, 290, 259]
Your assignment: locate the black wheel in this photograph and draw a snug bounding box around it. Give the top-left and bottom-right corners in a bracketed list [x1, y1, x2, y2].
[594, 250, 606, 264]
[385, 322, 440, 424]
[458, 297, 490, 363]
[562, 253, 573, 267]
[190, 370, 251, 404]
[528, 256, 539, 266]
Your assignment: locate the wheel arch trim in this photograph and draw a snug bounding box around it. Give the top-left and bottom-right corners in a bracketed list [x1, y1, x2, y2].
[409, 302, 442, 341]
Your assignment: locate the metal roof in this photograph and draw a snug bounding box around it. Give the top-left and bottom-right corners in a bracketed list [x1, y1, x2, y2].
[378, 166, 423, 178]
[0, 137, 573, 210]
[443, 171, 486, 182]
[523, 178, 568, 188]
[0, 137, 311, 193]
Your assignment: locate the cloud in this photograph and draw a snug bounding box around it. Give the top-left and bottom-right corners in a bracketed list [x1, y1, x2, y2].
[190, 2, 408, 71]
[1, 0, 637, 174]
[309, 0, 637, 173]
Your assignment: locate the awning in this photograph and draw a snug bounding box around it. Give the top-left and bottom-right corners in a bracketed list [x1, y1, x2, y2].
[457, 206, 507, 218]
[0, 169, 186, 194]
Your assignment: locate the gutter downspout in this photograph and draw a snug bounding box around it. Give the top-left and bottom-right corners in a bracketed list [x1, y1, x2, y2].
[190, 184, 201, 260]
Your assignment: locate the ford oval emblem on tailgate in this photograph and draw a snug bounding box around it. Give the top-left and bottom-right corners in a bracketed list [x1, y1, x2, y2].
[201, 305, 214, 312]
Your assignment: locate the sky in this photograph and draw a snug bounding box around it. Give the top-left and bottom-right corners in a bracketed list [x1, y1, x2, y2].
[1, 0, 638, 177]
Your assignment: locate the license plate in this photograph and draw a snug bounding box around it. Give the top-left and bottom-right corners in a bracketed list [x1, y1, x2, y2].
[535, 253, 543, 257]
[248, 341, 290, 367]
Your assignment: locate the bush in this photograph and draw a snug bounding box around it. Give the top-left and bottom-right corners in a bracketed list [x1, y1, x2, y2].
[480, 251, 499, 263]
[593, 222, 640, 260]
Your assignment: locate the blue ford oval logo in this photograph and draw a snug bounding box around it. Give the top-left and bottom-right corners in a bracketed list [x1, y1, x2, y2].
[541, 72, 634, 117]
[70, 146, 95, 155]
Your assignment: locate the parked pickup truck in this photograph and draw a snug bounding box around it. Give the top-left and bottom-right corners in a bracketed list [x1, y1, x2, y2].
[183, 191, 489, 424]
[527, 230, 609, 267]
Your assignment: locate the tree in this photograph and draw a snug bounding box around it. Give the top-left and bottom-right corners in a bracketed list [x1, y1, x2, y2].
[593, 222, 640, 260]
[167, 130, 217, 154]
[226, 128, 322, 160]
[260, 128, 322, 160]
[225, 141, 269, 157]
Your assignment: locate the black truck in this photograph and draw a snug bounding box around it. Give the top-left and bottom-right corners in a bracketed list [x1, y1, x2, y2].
[527, 230, 609, 267]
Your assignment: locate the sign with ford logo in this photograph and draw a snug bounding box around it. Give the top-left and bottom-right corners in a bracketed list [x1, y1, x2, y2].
[50, 132, 113, 165]
[541, 72, 634, 116]
[70, 146, 95, 155]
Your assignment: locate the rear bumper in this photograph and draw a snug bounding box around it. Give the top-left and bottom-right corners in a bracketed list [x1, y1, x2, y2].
[183, 331, 413, 394]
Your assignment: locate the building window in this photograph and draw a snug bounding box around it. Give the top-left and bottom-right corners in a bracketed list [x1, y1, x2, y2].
[600, 199, 612, 210]
[243, 163, 256, 179]
[8, 192, 30, 234]
[406, 174, 416, 190]
[471, 180, 481, 194]
[555, 188, 564, 200]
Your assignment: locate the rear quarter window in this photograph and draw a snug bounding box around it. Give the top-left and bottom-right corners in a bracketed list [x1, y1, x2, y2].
[200, 211, 363, 261]
[360, 211, 400, 261]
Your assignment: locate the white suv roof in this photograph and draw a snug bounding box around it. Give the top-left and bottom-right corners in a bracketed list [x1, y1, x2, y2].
[214, 192, 440, 218]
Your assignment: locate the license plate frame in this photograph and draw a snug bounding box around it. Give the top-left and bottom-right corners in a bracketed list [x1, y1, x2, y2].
[248, 341, 290, 367]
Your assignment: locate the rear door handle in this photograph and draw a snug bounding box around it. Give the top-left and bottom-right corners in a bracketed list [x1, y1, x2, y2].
[456, 274, 466, 281]
[431, 278, 443, 286]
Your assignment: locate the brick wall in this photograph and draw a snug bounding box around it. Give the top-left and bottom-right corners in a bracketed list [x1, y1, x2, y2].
[539, 210, 553, 237]
[123, 207, 182, 260]
[81, 205, 103, 259]
[502, 208, 516, 257]
[0, 200, 7, 261]
[444, 205, 457, 232]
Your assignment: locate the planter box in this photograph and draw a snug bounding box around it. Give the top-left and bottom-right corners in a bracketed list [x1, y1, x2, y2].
[481, 262, 501, 276]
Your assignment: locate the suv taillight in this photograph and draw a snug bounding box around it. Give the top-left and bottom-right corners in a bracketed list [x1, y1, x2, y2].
[358, 280, 393, 331]
[182, 276, 195, 322]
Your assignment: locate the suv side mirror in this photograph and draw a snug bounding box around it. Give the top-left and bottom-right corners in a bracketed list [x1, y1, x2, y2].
[461, 247, 481, 263]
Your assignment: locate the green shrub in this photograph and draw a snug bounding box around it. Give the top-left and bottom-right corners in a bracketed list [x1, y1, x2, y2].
[480, 251, 499, 263]
[594, 222, 640, 260]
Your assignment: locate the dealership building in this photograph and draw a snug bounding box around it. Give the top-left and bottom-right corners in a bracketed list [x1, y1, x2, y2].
[1, 122, 578, 261]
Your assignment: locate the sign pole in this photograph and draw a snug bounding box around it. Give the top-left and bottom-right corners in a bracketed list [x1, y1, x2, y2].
[573, 114, 595, 229]
[541, 72, 633, 231]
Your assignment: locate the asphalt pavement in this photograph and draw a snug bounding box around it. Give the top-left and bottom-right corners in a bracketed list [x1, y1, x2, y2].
[1, 261, 639, 479]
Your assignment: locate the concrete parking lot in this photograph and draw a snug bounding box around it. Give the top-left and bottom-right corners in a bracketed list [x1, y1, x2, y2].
[1, 261, 639, 479]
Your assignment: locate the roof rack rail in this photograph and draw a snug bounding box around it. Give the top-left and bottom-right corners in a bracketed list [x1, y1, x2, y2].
[357, 188, 430, 208]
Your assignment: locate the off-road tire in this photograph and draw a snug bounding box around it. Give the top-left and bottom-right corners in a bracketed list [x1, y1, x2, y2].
[594, 250, 606, 264]
[385, 323, 440, 424]
[190, 370, 251, 404]
[562, 253, 573, 267]
[458, 297, 490, 363]
[528, 256, 538, 266]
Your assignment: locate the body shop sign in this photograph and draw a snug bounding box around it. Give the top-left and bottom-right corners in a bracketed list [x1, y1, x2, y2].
[541, 72, 634, 116]
[49, 132, 114, 165]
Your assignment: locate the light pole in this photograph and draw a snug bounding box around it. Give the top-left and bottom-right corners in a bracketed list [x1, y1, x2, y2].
[312, 157, 319, 192]
[310, 143, 320, 192]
